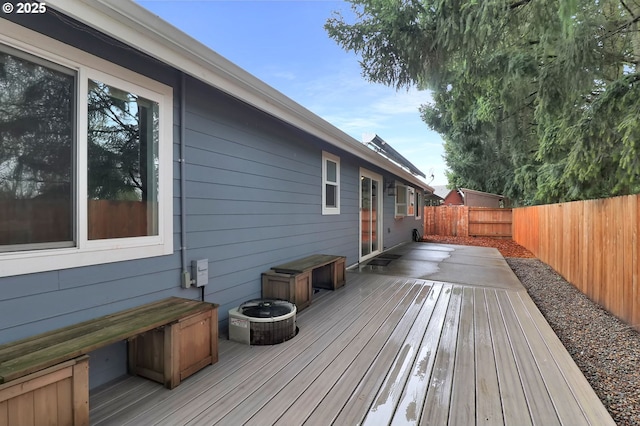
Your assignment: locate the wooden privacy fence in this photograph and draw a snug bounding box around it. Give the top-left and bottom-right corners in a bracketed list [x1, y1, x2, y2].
[424, 205, 512, 238]
[513, 195, 640, 332]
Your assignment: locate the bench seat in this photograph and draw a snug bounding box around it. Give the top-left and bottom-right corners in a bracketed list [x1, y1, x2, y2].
[0, 297, 217, 385]
[0, 297, 218, 425]
[262, 254, 346, 311]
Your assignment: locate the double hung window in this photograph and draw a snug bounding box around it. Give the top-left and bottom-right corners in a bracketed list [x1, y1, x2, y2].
[395, 182, 407, 217]
[322, 151, 340, 215]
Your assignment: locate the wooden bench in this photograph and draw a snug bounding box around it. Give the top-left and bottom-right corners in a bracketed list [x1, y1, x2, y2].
[0, 297, 218, 425]
[262, 254, 346, 311]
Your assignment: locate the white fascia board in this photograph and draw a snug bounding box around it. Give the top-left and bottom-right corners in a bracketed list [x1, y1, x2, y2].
[47, 0, 432, 192]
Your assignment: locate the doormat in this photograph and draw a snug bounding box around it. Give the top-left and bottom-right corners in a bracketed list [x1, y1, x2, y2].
[377, 254, 402, 260]
[367, 258, 392, 266]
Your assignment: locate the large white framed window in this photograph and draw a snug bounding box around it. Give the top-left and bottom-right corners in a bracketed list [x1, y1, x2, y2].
[322, 151, 340, 215]
[395, 182, 407, 217]
[0, 22, 173, 277]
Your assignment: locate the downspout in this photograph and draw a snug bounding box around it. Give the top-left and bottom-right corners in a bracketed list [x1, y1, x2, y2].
[180, 73, 200, 297]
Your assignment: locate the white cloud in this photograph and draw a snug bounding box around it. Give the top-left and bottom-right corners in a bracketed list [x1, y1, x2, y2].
[272, 70, 297, 81]
[319, 114, 383, 134]
[371, 88, 433, 115]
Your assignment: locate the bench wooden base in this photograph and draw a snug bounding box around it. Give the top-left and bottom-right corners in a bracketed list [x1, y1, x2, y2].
[0, 297, 219, 425]
[310, 256, 346, 290]
[262, 255, 346, 311]
[129, 308, 218, 389]
[262, 270, 312, 311]
[0, 356, 89, 426]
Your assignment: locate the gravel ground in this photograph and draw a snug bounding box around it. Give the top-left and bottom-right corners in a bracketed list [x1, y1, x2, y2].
[507, 258, 640, 425]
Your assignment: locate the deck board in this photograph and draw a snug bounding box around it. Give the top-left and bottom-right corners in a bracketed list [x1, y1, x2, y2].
[499, 290, 585, 424]
[448, 286, 475, 426]
[89, 270, 614, 426]
[269, 282, 431, 426]
[513, 291, 615, 425]
[495, 290, 560, 425]
[420, 285, 461, 425]
[300, 283, 438, 426]
[474, 288, 504, 425]
[390, 284, 451, 426]
[363, 283, 446, 426]
[485, 289, 533, 426]
[332, 284, 445, 426]
[218, 280, 421, 425]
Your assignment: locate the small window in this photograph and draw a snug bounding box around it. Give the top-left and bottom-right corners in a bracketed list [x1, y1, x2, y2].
[322, 151, 340, 215]
[395, 182, 407, 217]
[415, 190, 423, 219]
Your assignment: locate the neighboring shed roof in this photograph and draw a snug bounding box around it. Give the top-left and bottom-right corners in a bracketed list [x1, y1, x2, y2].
[46, 0, 432, 193]
[430, 185, 451, 200]
[459, 188, 505, 199]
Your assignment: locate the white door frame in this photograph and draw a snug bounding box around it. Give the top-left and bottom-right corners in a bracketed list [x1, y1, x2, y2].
[359, 168, 383, 262]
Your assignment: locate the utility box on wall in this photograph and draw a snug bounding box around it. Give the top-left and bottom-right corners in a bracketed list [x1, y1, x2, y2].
[192, 259, 209, 287]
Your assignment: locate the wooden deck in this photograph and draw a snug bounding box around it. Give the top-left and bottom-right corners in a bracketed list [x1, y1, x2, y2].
[90, 272, 614, 425]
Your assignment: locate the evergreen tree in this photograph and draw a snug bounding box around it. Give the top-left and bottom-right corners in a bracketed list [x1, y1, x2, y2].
[326, 0, 640, 204]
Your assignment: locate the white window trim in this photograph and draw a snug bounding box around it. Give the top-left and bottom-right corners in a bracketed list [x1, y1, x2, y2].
[322, 151, 340, 215]
[0, 22, 173, 278]
[415, 190, 423, 220]
[395, 182, 408, 217]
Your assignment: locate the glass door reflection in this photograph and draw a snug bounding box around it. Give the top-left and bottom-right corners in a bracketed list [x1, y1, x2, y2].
[360, 171, 381, 260]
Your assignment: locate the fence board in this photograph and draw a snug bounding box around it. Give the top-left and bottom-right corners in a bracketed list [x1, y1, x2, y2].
[634, 197, 640, 328]
[424, 206, 511, 238]
[513, 194, 640, 332]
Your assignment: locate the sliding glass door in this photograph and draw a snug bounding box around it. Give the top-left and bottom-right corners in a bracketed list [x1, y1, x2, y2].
[360, 169, 383, 261]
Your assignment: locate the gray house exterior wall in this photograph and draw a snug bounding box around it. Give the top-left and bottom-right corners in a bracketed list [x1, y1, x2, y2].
[0, 9, 426, 388]
[184, 77, 360, 313]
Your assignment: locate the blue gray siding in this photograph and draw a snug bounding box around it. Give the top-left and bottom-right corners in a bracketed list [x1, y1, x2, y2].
[182, 78, 359, 318]
[382, 188, 425, 249]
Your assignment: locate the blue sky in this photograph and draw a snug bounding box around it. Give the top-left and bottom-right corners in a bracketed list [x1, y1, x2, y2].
[137, 0, 448, 186]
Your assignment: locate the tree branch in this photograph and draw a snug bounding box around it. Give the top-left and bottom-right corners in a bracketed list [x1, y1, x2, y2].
[619, 0, 634, 17]
[608, 12, 640, 37]
[509, 0, 533, 10]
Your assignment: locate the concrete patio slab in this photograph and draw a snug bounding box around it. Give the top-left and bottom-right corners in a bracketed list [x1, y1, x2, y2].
[357, 242, 523, 290]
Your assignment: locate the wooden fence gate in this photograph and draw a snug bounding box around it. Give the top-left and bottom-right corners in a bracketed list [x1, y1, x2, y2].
[424, 206, 512, 238]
